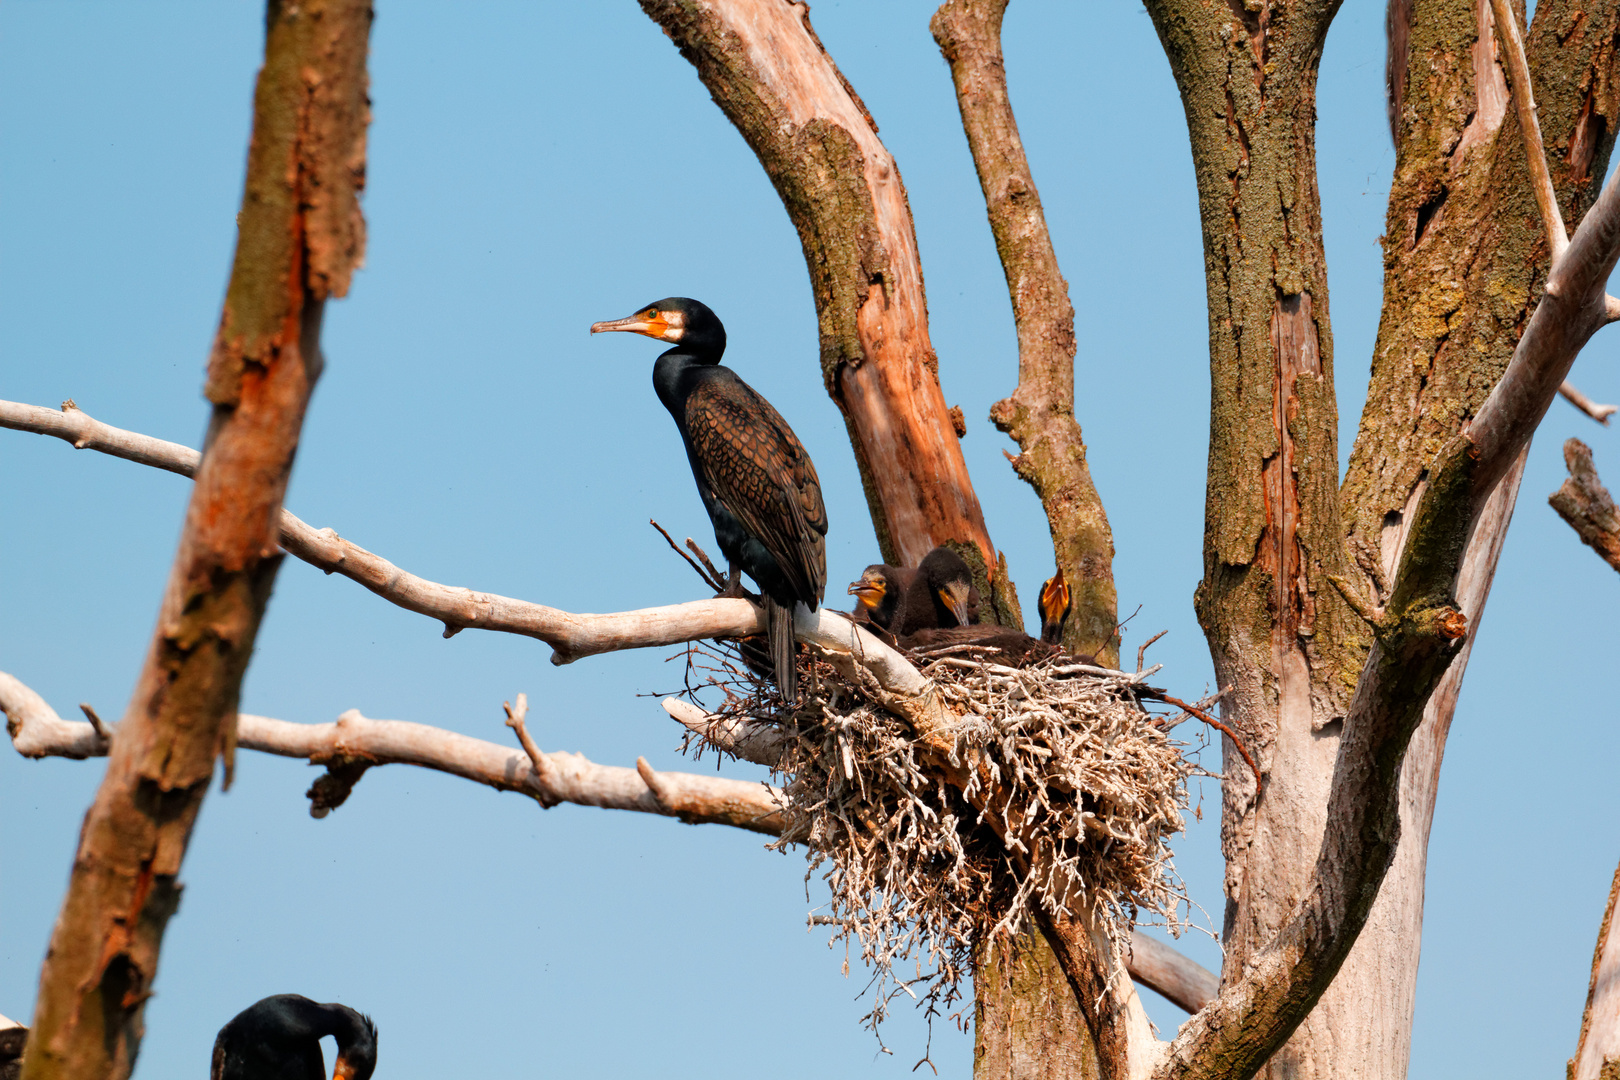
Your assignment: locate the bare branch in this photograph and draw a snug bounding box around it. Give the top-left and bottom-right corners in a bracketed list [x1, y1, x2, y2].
[0, 397, 766, 661]
[1572, 857, 1620, 1079]
[1560, 381, 1618, 424]
[3, 670, 786, 834]
[663, 696, 787, 767]
[1469, 160, 1620, 497]
[1126, 933, 1219, 1016]
[1550, 438, 1620, 573]
[931, 0, 1119, 662]
[1489, 0, 1569, 259]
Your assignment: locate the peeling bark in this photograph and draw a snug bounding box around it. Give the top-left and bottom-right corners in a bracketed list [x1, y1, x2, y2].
[639, 0, 995, 568]
[20, 5, 371, 1078]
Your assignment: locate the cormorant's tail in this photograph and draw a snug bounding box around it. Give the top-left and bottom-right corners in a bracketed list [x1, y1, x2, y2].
[766, 597, 797, 709]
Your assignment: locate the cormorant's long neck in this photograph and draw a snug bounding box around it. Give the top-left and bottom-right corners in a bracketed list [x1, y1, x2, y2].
[652, 346, 721, 417]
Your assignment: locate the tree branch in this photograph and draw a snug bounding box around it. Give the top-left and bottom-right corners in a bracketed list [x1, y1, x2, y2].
[1560, 381, 1619, 425]
[638, 0, 995, 569]
[1571, 857, 1620, 1080]
[930, 0, 1119, 663]
[0, 397, 766, 661]
[1550, 438, 1620, 573]
[23, 6, 371, 1078]
[1489, 0, 1569, 259]
[0, 671, 786, 834]
[6, 668, 1208, 1012]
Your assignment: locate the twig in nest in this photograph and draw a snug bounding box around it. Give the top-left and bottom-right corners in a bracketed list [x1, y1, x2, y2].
[1151, 691, 1259, 790]
[78, 703, 110, 741]
[649, 519, 726, 593]
[1135, 630, 1167, 673]
[503, 693, 552, 787]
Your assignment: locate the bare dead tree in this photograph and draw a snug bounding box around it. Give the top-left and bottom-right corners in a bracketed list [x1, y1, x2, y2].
[9, 0, 1620, 1078]
[18, 5, 371, 1079]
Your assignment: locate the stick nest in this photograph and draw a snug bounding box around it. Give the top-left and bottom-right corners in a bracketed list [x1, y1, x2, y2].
[680, 640, 1193, 1030]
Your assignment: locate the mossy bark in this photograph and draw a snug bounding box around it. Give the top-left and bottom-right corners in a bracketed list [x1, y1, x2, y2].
[21, 5, 370, 1079]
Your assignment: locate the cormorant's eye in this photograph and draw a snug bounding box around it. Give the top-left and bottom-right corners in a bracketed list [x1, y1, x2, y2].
[645, 309, 660, 320]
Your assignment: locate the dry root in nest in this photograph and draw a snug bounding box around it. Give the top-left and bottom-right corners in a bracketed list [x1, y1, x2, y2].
[675, 637, 1193, 1032]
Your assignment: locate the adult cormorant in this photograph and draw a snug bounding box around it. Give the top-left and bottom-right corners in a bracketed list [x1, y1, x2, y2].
[894, 546, 980, 636]
[212, 995, 376, 1080]
[592, 297, 827, 705]
[847, 564, 914, 633]
[1039, 570, 1072, 644]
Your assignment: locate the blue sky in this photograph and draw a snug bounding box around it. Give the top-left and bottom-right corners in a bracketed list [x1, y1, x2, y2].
[2, 2, 1617, 1077]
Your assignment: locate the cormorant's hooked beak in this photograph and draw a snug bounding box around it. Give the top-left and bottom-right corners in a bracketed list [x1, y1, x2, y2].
[939, 582, 973, 626]
[590, 307, 684, 342]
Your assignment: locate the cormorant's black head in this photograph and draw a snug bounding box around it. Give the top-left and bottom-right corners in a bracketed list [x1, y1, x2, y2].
[1038, 569, 1071, 645]
[332, 1009, 378, 1080]
[917, 547, 976, 627]
[590, 296, 727, 361]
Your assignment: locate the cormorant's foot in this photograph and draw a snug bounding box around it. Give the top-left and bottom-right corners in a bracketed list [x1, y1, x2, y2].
[716, 566, 758, 602]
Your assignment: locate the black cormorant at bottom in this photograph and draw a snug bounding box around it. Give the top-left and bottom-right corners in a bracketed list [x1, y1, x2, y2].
[894, 547, 981, 636]
[212, 994, 377, 1080]
[592, 297, 827, 706]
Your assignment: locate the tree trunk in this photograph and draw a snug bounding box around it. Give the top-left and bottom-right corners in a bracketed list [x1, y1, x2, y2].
[639, 0, 996, 568]
[20, 4, 370, 1077]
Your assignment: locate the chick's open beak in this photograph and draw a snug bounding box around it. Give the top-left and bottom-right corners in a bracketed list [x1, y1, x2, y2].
[847, 579, 883, 608]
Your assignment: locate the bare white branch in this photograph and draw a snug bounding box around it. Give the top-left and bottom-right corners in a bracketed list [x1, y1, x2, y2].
[1561, 381, 1619, 425]
[2, 670, 786, 834]
[1488, 0, 1568, 260]
[663, 697, 787, 766]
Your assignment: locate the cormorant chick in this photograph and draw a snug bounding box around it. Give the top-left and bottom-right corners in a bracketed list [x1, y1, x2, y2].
[592, 297, 827, 706]
[894, 546, 980, 636]
[212, 994, 377, 1080]
[1039, 569, 1072, 644]
[847, 564, 914, 632]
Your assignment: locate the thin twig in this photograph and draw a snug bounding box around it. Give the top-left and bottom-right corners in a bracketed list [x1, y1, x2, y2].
[685, 537, 726, 588]
[1153, 692, 1261, 790]
[502, 693, 552, 785]
[1560, 381, 1618, 425]
[1489, 0, 1568, 261]
[1135, 630, 1168, 673]
[650, 519, 725, 592]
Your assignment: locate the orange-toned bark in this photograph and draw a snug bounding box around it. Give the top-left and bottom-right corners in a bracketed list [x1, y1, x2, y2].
[21, 4, 371, 1078]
